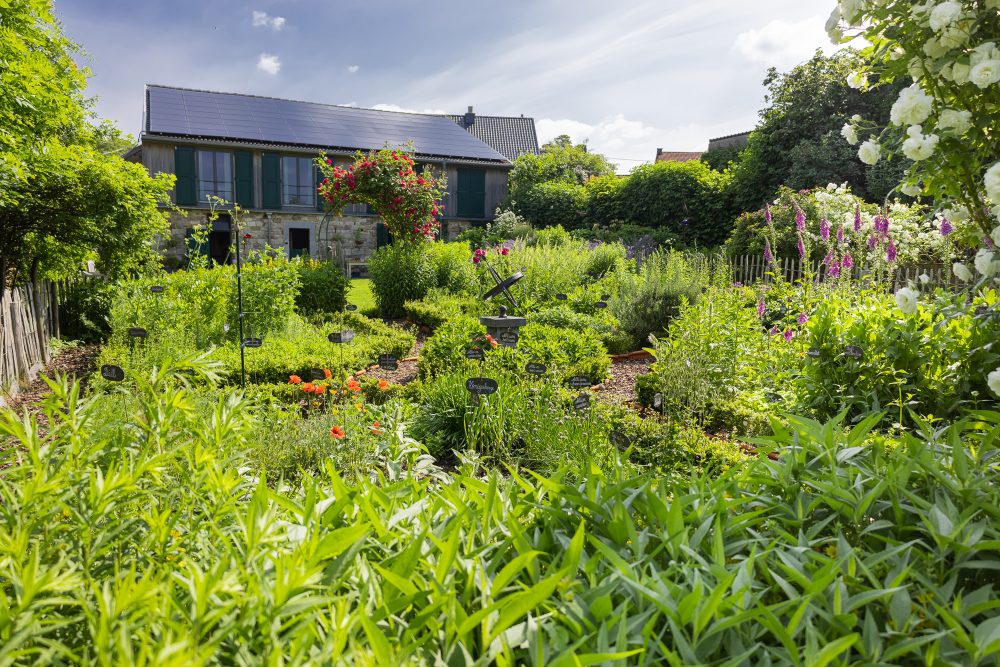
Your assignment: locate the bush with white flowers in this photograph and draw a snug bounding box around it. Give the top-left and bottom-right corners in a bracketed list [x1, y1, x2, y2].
[830, 0, 1000, 244]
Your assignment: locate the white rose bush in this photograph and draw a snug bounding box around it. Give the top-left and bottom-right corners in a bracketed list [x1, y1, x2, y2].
[830, 0, 1000, 246]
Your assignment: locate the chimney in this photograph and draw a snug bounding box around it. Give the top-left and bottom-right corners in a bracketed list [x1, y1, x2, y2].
[464, 105, 475, 127]
[656, 148, 663, 157]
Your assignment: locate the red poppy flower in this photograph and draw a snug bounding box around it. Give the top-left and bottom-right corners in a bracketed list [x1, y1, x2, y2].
[330, 425, 345, 439]
[289, 375, 302, 385]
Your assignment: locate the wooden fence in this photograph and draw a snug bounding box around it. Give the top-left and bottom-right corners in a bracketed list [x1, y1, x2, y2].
[729, 255, 960, 290]
[0, 280, 65, 407]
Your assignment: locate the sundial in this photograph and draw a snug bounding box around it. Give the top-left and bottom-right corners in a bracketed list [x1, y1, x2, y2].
[478, 256, 527, 348]
[480, 255, 524, 313]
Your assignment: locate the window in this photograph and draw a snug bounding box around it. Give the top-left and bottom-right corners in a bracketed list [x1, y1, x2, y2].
[285, 223, 313, 258]
[456, 168, 486, 218]
[196, 151, 233, 203]
[282, 156, 315, 207]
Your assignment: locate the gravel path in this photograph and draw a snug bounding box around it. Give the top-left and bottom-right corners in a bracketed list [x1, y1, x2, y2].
[594, 358, 652, 406]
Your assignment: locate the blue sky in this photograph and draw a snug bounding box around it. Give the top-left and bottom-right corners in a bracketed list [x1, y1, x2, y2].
[56, 0, 843, 171]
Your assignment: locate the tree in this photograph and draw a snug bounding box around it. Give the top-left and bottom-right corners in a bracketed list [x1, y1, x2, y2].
[0, 0, 174, 290]
[727, 49, 909, 213]
[504, 136, 615, 222]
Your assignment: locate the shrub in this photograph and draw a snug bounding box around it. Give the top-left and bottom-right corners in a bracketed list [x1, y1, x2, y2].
[516, 181, 588, 229]
[583, 173, 626, 225]
[58, 279, 113, 343]
[795, 288, 1000, 425]
[617, 160, 734, 247]
[293, 259, 348, 316]
[531, 305, 632, 354]
[368, 242, 437, 318]
[425, 242, 476, 295]
[403, 289, 485, 329]
[611, 250, 724, 349]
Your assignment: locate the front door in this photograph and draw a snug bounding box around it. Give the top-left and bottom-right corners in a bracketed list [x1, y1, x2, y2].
[288, 227, 311, 258]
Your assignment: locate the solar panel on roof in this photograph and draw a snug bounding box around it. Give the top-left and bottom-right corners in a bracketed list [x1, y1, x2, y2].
[146, 86, 508, 162]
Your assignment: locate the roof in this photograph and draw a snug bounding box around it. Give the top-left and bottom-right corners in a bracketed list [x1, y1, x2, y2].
[707, 131, 751, 151]
[655, 151, 703, 163]
[445, 113, 539, 161]
[143, 85, 511, 164]
[708, 131, 751, 143]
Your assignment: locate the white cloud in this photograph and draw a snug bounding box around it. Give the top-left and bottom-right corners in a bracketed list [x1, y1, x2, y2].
[257, 53, 281, 75]
[252, 10, 286, 30]
[372, 103, 448, 115]
[733, 16, 832, 68]
[347, 65, 359, 74]
[536, 114, 752, 173]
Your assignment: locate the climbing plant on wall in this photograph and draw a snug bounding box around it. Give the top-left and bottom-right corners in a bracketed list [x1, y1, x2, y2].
[316, 147, 447, 242]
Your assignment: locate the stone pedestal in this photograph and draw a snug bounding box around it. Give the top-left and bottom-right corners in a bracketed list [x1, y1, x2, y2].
[480, 306, 526, 348]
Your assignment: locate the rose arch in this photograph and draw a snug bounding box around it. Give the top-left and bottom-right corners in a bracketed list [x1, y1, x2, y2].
[316, 147, 447, 242]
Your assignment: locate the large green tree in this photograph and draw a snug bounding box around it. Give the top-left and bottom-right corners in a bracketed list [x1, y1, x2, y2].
[504, 135, 615, 224]
[727, 49, 910, 213]
[0, 0, 172, 290]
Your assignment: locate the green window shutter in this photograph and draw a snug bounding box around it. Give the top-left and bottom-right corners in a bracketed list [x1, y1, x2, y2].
[262, 153, 282, 210]
[174, 147, 196, 206]
[376, 222, 390, 248]
[315, 166, 325, 212]
[457, 168, 485, 218]
[234, 152, 254, 208]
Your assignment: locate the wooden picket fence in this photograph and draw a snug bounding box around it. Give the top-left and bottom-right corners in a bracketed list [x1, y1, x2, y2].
[0, 280, 70, 407]
[729, 255, 960, 290]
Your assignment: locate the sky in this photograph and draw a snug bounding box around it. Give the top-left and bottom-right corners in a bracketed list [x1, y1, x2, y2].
[55, 0, 844, 172]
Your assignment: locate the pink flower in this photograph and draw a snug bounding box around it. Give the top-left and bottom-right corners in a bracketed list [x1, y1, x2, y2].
[764, 203, 772, 225]
[842, 252, 854, 269]
[783, 328, 795, 342]
[757, 297, 766, 318]
[820, 218, 830, 242]
[500, 247, 509, 255]
[795, 206, 806, 232]
[853, 206, 862, 232]
[797, 312, 808, 325]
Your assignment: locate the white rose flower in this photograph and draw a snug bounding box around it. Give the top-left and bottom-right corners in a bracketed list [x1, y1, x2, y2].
[901, 125, 939, 161]
[975, 248, 999, 277]
[890, 84, 934, 125]
[951, 62, 971, 84]
[923, 36, 950, 59]
[989, 368, 1000, 398]
[938, 26, 969, 50]
[938, 108, 972, 134]
[992, 225, 1000, 247]
[929, 1, 963, 31]
[985, 163, 1000, 202]
[901, 182, 922, 196]
[953, 262, 973, 281]
[895, 286, 920, 314]
[919, 273, 930, 284]
[944, 206, 971, 223]
[858, 139, 881, 165]
[841, 123, 859, 145]
[972, 42, 1000, 66]
[971, 60, 1000, 88]
[847, 71, 867, 89]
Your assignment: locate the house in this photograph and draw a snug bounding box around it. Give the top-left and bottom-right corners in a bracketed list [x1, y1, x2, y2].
[707, 131, 751, 152]
[446, 106, 540, 162]
[128, 85, 538, 267]
[654, 149, 703, 163]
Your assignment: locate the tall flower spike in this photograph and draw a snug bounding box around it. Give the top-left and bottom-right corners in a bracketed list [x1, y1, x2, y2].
[797, 233, 806, 260]
[795, 206, 806, 232]
[764, 203, 772, 225]
[854, 205, 862, 232]
[886, 239, 898, 263]
[837, 225, 845, 244]
[820, 218, 831, 242]
[764, 239, 774, 265]
[940, 218, 953, 236]
[757, 297, 766, 318]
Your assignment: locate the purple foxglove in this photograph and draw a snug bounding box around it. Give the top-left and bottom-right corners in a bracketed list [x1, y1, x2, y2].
[842, 252, 854, 269]
[757, 297, 766, 318]
[867, 235, 877, 249]
[795, 207, 806, 232]
[854, 205, 862, 232]
[797, 233, 806, 259]
[783, 328, 795, 342]
[837, 226, 845, 244]
[986, 235, 995, 250]
[770, 325, 780, 336]
[764, 239, 774, 265]
[820, 218, 831, 242]
[797, 312, 808, 325]
[828, 261, 841, 278]
[886, 239, 897, 263]
[764, 203, 772, 225]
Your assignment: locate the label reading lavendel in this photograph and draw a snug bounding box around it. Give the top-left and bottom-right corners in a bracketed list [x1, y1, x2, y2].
[465, 377, 498, 395]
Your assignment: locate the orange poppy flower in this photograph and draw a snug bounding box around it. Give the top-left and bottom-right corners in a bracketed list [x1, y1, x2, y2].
[302, 382, 315, 393]
[313, 384, 327, 395]
[346, 379, 361, 392]
[323, 368, 332, 379]
[378, 379, 389, 391]
[330, 425, 345, 439]
[371, 420, 382, 435]
[289, 375, 302, 384]
[485, 335, 498, 348]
